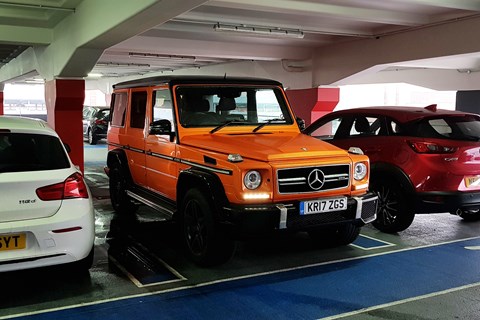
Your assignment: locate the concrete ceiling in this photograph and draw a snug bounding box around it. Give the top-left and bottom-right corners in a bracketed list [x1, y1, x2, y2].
[1, 0, 480, 88]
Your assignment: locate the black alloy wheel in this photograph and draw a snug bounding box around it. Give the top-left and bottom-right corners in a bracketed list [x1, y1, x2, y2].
[181, 189, 235, 266]
[371, 177, 415, 233]
[87, 128, 97, 145]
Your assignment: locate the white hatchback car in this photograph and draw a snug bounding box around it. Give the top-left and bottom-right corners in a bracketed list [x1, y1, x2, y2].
[0, 116, 95, 272]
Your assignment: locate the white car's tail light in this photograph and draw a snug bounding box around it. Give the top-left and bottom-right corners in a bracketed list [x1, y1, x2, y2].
[36, 173, 89, 200]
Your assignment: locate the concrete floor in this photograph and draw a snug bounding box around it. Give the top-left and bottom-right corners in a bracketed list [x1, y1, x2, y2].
[1, 141, 479, 319]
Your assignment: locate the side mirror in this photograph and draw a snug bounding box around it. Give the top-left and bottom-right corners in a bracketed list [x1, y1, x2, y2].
[149, 119, 175, 142]
[296, 117, 306, 131]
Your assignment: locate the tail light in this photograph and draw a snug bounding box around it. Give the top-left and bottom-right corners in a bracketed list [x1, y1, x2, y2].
[36, 173, 89, 200]
[95, 119, 106, 125]
[408, 140, 457, 154]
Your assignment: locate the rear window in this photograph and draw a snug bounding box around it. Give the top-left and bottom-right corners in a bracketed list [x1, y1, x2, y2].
[97, 109, 110, 120]
[0, 133, 70, 173]
[408, 115, 480, 141]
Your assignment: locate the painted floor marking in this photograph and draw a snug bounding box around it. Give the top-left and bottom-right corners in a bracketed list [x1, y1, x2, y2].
[108, 255, 185, 288]
[108, 236, 186, 288]
[350, 234, 396, 250]
[3, 236, 480, 320]
[319, 281, 480, 320]
[465, 245, 480, 250]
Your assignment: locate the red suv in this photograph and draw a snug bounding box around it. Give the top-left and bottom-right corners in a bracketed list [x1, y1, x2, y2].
[304, 104, 480, 233]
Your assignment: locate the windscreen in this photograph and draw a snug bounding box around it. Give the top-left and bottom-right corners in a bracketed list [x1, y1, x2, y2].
[175, 86, 294, 128]
[0, 133, 70, 173]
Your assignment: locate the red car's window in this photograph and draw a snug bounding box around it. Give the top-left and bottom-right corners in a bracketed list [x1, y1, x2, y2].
[409, 115, 480, 141]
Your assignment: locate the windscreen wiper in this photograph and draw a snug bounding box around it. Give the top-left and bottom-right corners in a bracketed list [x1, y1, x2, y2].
[252, 118, 286, 133]
[210, 120, 242, 134]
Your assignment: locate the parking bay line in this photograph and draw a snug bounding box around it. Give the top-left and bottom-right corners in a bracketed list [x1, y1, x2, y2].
[5, 236, 480, 320]
[350, 234, 396, 250]
[107, 236, 186, 288]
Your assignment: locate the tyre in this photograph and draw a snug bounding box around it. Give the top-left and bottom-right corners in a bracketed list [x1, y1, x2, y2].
[457, 210, 480, 222]
[87, 128, 98, 145]
[181, 189, 235, 266]
[371, 177, 415, 233]
[308, 224, 360, 247]
[109, 162, 138, 215]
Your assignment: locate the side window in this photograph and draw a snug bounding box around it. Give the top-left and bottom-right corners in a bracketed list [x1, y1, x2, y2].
[152, 89, 174, 132]
[387, 119, 403, 135]
[111, 92, 128, 127]
[82, 107, 90, 119]
[308, 117, 343, 140]
[130, 91, 147, 129]
[349, 116, 380, 136]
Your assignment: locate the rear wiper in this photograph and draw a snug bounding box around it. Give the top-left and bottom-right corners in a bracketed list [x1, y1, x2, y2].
[210, 120, 242, 134]
[252, 118, 286, 133]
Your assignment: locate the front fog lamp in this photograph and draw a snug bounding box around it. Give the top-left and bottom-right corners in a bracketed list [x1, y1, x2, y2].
[244, 170, 262, 190]
[354, 163, 367, 180]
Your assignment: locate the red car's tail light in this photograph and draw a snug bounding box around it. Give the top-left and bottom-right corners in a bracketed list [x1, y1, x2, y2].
[36, 173, 89, 200]
[407, 140, 458, 154]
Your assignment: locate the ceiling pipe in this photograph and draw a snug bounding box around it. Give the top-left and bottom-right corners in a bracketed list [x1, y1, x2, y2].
[0, 1, 75, 12]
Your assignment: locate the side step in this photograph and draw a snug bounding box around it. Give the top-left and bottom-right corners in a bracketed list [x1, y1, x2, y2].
[126, 186, 177, 220]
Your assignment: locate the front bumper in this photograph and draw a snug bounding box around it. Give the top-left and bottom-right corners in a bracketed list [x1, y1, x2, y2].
[415, 190, 480, 215]
[221, 192, 378, 235]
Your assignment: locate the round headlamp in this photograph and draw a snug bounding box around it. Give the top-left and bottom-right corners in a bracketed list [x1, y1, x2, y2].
[244, 170, 262, 190]
[354, 162, 367, 180]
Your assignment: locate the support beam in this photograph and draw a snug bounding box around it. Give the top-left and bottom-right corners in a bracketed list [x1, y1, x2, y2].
[45, 79, 85, 173]
[312, 15, 480, 86]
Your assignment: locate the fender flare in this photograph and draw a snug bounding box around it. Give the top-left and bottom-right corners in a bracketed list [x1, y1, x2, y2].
[370, 162, 415, 195]
[177, 168, 229, 220]
[106, 148, 134, 183]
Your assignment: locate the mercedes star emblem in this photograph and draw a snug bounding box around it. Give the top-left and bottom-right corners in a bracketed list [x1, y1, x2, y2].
[307, 169, 325, 190]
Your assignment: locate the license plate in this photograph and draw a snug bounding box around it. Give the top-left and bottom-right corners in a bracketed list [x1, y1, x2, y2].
[300, 197, 347, 215]
[465, 176, 480, 188]
[0, 233, 26, 251]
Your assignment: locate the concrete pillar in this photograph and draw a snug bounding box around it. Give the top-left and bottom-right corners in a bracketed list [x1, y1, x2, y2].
[456, 90, 480, 115]
[286, 87, 339, 126]
[45, 79, 85, 172]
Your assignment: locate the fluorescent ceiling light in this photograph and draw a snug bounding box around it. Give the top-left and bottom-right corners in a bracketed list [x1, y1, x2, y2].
[96, 62, 151, 68]
[87, 73, 103, 78]
[129, 52, 196, 62]
[214, 23, 304, 39]
[25, 79, 44, 84]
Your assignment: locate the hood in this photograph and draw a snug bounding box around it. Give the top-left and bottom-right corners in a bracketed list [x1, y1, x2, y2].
[181, 132, 348, 162]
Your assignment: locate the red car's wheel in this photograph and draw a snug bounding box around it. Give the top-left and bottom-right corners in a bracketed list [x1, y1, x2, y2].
[371, 177, 415, 233]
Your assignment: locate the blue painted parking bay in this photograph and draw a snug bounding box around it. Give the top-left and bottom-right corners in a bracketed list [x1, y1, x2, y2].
[12, 237, 480, 320]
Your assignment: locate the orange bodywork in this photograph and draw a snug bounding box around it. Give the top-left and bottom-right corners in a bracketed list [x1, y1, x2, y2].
[108, 82, 370, 206]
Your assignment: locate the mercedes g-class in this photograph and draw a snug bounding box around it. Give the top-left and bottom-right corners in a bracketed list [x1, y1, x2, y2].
[106, 76, 377, 266]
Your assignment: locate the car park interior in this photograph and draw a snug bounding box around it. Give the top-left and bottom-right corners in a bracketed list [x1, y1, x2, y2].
[1, 1, 480, 319]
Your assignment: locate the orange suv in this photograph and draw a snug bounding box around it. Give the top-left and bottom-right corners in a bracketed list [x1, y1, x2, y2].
[106, 76, 377, 266]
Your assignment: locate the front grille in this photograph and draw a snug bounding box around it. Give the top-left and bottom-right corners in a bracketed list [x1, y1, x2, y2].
[277, 164, 350, 194]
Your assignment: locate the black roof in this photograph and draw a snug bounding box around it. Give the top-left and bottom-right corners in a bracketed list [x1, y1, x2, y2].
[113, 75, 283, 89]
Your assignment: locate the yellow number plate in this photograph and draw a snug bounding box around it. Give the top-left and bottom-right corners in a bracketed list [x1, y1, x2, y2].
[0, 233, 26, 251]
[465, 176, 480, 188]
